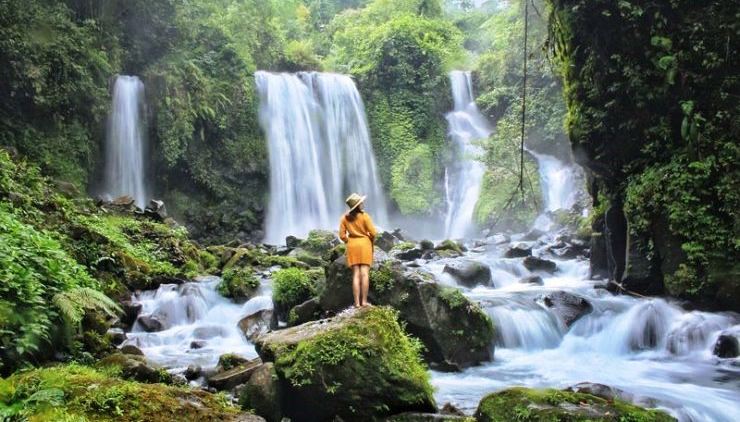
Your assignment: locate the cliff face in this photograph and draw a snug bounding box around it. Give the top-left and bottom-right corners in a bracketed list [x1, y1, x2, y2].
[548, 0, 739, 310]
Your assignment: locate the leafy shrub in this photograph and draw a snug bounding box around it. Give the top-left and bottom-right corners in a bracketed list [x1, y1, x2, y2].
[272, 268, 318, 311]
[218, 267, 260, 300]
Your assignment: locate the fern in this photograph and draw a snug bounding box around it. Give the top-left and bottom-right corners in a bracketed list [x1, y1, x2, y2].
[52, 288, 122, 331]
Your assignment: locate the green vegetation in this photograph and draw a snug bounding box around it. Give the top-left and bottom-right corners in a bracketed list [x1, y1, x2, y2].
[0, 364, 242, 421]
[549, 0, 738, 307]
[271, 307, 435, 418]
[370, 261, 398, 293]
[439, 287, 467, 310]
[475, 387, 674, 421]
[272, 268, 319, 312]
[218, 267, 260, 300]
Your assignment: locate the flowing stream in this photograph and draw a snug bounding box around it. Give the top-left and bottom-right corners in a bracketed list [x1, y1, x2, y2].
[104, 75, 148, 208]
[427, 154, 740, 422]
[443, 71, 492, 239]
[255, 71, 388, 244]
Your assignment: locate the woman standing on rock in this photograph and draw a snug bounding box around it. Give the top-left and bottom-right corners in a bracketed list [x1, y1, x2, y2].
[339, 193, 377, 308]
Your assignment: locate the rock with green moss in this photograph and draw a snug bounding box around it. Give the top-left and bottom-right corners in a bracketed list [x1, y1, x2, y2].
[239, 362, 283, 422]
[320, 257, 494, 370]
[254, 307, 435, 421]
[435, 240, 464, 254]
[0, 364, 252, 421]
[474, 387, 675, 422]
[218, 267, 260, 301]
[385, 413, 474, 421]
[271, 268, 321, 321]
[287, 247, 325, 267]
[299, 229, 339, 255]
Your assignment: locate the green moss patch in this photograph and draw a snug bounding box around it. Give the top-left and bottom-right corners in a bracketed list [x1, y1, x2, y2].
[475, 387, 674, 422]
[218, 267, 259, 301]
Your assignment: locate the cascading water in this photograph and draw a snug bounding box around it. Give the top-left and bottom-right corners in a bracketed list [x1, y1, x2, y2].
[529, 151, 579, 212]
[104, 75, 148, 208]
[444, 71, 492, 239]
[255, 71, 388, 244]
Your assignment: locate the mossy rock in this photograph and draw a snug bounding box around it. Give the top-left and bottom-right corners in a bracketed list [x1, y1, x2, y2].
[435, 240, 464, 254]
[320, 257, 494, 370]
[474, 387, 675, 422]
[254, 307, 436, 420]
[288, 247, 325, 267]
[0, 364, 248, 421]
[271, 268, 320, 321]
[218, 267, 260, 301]
[299, 229, 339, 255]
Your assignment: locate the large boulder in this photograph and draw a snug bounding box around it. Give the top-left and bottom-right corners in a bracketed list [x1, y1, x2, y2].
[376, 231, 401, 252]
[254, 307, 436, 421]
[239, 363, 283, 422]
[542, 291, 593, 327]
[299, 229, 339, 255]
[208, 358, 262, 391]
[523, 256, 557, 273]
[320, 257, 494, 370]
[238, 309, 274, 342]
[504, 244, 532, 258]
[136, 315, 164, 332]
[474, 387, 674, 421]
[288, 297, 322, 326]
[713, 334, 739, 358]
[97, 353, 172, 384]
[442, 260, 493, 287]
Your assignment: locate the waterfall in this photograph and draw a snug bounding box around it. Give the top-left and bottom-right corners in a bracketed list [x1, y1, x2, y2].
[444, 71, 492, 239]
[255, 71, 388, 244]
[529, 151, 578, 212]
[104, 75, 148, 208]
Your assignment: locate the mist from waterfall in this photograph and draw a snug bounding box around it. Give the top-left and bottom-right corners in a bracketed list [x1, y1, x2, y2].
[255, 71, 388, 244]
[104, 75, 148, 208]
[444, 71, 492, 239]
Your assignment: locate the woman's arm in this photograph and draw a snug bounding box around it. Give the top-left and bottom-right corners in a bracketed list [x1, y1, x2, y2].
[339, 216, 349, 243]
[365, 213, 377, 242]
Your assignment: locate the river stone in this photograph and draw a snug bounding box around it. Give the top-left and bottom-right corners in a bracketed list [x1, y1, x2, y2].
[519, 275, 544, 286]
[713, 334, 739, 358]
[120, 344, 144, 356]
[218, 353, 251, 371]
[523, 256, 557, 273]
[285, 235, 302, 248]
[376, 231, 400, 252]
[392, 228, 416, 242]
[565, 382, 633, 402]
[184, 365, 202, 381]
[420, 239, 435, 250]
[542, 291, 593, 327]
[443, 260, 493, 288]
[486, 234, 510, 245]
[239, 363, 282, 422]
[504, 244, 532, 258]
[254, 307, 436, 420]
[238, 309, 274, 342]
[137, 315, 164, 332]
[320, 256, 494, 370]
[144, 199, 168, 221]
[289, 297, 322, 326]
[106, 328, 126, 346]
[523, 228, 546, 241]
[121, 301, 143, 326]
[98, 353, 171, 384]
[208, 358, 262, 391]
[393, 247, 424, 261]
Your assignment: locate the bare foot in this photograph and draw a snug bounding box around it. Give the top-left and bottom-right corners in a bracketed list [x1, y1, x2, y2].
[361, 302, 373, 307]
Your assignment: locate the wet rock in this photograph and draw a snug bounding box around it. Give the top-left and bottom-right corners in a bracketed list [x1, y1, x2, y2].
[254, 308, 437, 421]
[121, 301, 143, 326]
[422, 249, 442, 260]
[285, 235, 302, 248]
[239, 363, 282, 422]
[713, 334, 739, 358]
[393, 247, 424, 261]
[486, 234, 510, 245]
[288, 247, 324, 267]
[435, 249, 462, 259]
[137, 315, 164, 332]
[542, 291, 593, 327]
[504, 244, 532, 258]
[184, 365, 202, 381]
[376, 231, 400, 252]
[208, 358, 263, 391]
[98, 353, 171, 384]
[218, 353, 250, 371]
[435, 240, 464, 254]
[443, 260, 493, 288]
[385, 413, 472, 421]
[420, 239, 435, 250]
[120, 345, 144, 356]
[238, 309, 274, 342]
[565, 382, 633, 402]
[289, 298, 322, 326]
[441, 402, 466, 416]
[320, 257, 494, 370]
[106, 328, 126, 346]
[299, 229, 339, 255]
[523, 256, 557, 273]
[190, 340, 207, 349]
[519, 275, 544, 286]
[392, 228, 416, 242]
[144, 199, 168, 221]
[523, 228, 546, 241]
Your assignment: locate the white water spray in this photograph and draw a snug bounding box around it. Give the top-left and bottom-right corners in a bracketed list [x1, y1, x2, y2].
[256, 71, 388, 244]
[444, 71, 492, 239]
[104, 75, 148, 208]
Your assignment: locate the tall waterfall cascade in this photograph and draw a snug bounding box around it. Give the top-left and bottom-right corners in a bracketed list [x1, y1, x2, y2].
[255, 71, 388, 244]
[443, 71, 492, 239]
[104, 75, 148, 208]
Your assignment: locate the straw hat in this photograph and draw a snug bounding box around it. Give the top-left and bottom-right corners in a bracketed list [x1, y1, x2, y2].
[345, 193, 366, 212]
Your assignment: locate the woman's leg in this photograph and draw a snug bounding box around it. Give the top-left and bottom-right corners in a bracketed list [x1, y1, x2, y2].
[360, 265, 370, 306]
[352, 265, 361, 308]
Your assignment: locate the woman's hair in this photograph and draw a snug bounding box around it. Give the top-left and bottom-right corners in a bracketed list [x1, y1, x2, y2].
[346, 208, 363, 222]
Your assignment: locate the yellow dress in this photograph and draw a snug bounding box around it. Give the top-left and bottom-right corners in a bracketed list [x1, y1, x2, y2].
[338, 212, 377, 267]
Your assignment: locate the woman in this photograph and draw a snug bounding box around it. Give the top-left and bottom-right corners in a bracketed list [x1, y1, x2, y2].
[339, 193, 377, 308]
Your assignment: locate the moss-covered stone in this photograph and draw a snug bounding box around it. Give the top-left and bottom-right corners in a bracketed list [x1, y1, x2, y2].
[218, 267, 260, 301]
[271, 268, 320, 321]
[435, 240, 464, 254]
[254, 307, 435, 421]
[299, 229, 339, 255]
[474, 387, 675, 422]
[0, 364, 247, 421]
